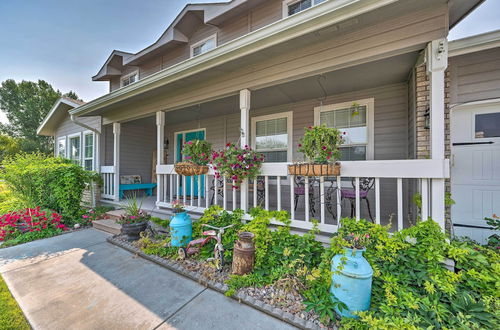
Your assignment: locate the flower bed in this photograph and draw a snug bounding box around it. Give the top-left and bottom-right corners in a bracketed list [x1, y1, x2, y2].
[0, 207, 69, 247]
[114, 206, 500, 329]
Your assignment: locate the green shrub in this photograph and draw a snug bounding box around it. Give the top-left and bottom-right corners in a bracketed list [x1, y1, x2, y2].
[2, 153, 89, 224]
[335, 218, 500, 329]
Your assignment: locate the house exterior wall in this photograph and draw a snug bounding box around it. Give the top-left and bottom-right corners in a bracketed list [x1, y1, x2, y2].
[101, 4, 447, 124]
[111, 0, 284, 92]
[449, 47, 500, 105]
[103, 120, 157, 184]
[160, 82, 408, 221]
[54, 116, 100, 140]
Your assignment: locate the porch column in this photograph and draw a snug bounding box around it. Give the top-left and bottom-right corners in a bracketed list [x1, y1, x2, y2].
[156, 111, 165, 204]
[240, 89, 251, 212]
[113, 122, 121, 202]
[426, 38, 448, 230]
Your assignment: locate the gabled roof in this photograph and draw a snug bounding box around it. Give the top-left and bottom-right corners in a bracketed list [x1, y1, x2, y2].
[37, 97, 86, 136]
[92, 50, 134, 81]
[93, 0, 268, 74]
[449, 29, 500, 57]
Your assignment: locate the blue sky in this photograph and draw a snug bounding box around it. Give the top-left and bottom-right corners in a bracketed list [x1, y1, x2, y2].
[0, 0, 499, 121]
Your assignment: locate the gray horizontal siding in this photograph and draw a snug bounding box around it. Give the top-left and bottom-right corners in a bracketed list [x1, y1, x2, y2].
[450, 48, 500, 104]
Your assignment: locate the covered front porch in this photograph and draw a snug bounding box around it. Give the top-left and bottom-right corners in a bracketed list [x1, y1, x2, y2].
[97, 39, 449, 234]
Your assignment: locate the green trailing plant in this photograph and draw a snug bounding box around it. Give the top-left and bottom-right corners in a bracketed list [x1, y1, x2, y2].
[1, 153, 88, 224]
[150, 216, 170, 228]
[181, 139, 212, 165]
[192, 206, 245, 261]
[484, 214, 499, 250]
[297, 125, 343, 163]
[211, 143, 264, 188]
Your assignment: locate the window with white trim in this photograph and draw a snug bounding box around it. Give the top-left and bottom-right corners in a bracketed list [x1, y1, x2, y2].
[56, 137, 66, 158]
[83, 132, 95, 171]
[190, 35, 216, 57]
[121, 71, 139, 87]
[283, 0, 326, 17]
[68, 134, 81, 165]
[251, 112, 293, 162]
[314, 99, 374, 161]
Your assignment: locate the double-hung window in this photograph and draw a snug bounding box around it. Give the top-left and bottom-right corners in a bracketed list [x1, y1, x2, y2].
[83, 132, 95, 171]
[121, 71, 139, 87]
[56, 137, 66, 158]
[191, 35, 217, 57]
[251, 112, 293, 162]
[284, 0, 326, 17]
[68, 133, 82, 165]
[314, 99, 374, 161]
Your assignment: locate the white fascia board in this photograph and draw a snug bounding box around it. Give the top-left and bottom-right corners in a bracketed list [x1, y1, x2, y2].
[37, 98, 82, 136]
[71, 0, 400, 117]
[449, 29, 500, 57]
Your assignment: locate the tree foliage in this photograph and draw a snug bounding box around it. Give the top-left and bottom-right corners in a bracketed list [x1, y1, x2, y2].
[0, 79, 81, 154]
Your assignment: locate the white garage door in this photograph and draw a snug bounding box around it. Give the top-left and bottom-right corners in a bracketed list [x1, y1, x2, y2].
[451, 101, 500, 244]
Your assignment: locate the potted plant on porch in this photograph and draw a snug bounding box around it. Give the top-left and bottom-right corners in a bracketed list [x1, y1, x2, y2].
[211, 143, 264, 188]
[174, 139, 212, 176]
[289, 125, 344, 176]
[118, 197, 150, 241]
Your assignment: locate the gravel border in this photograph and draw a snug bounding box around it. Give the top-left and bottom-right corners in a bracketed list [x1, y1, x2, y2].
[107, 235, 324, 330]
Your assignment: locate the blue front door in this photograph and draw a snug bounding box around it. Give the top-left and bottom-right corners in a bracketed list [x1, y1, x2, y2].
[176, 130, 206, 198]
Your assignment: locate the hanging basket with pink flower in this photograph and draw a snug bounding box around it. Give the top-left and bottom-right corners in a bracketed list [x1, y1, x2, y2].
[174, 139, 213, 176]
[211, 143, 264, 189]
[288, 125, 344, 176]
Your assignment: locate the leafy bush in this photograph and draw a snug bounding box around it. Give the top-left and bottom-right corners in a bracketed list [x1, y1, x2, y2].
[192, 206, 245, 261]
[334, 218, 500, 329]
[134, 206, 500, 329]
[2, 153, 89, 224]
[0, 207, 67, 246]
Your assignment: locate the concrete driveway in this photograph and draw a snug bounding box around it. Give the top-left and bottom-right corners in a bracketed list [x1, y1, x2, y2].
[0, 229, 296, 330]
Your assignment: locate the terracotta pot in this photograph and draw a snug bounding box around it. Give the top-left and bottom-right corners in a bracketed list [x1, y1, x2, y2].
[288, 163, 341, 176]
[174, 163, 209, 176]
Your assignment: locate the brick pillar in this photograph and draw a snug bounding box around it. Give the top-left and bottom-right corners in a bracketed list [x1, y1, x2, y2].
[414, 63, 452, 229]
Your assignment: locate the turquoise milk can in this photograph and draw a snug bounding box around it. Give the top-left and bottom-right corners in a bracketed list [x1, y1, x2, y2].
[330, 247, 373, 318]
[169, 211, 192, 247]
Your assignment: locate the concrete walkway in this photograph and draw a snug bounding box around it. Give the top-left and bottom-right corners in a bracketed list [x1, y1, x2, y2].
[0, 229, 296, 330]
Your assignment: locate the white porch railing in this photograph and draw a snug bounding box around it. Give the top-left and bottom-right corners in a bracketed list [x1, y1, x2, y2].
[100, 166, 116, 200]
[156, 159, 449, 233]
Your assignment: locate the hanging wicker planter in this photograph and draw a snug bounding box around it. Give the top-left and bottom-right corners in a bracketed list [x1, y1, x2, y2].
[174, 162, 209, 176]
[288, 163, 341, 177]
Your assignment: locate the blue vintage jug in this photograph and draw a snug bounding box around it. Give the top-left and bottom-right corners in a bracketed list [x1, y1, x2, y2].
[169, 211, 192, 247]
[330, 247, 373, 318]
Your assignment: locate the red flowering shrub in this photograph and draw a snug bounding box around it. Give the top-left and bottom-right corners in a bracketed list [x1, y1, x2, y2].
[0, 207, 68, 241]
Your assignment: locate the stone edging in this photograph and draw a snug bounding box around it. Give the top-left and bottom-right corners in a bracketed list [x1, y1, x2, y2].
[107, 235, 322, 330]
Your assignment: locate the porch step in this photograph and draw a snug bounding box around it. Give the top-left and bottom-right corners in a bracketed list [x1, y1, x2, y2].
[93, 219, 121, 235]
[105, 209, 126, 221]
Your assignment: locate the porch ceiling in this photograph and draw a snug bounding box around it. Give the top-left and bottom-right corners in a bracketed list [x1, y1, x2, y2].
[163, 51, 419, 125]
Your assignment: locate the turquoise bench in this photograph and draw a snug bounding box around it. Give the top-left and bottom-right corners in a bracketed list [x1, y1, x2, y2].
[119, 183, 157, 199]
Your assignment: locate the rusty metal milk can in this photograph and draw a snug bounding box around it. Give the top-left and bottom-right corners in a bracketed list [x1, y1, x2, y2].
[232, 231, 255, 275]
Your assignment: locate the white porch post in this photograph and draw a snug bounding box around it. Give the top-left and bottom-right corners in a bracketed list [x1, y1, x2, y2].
[240, 89, 251, 212]
[113, 122, 121, 201]
[426, 38, 448, 230]
[156, 111, 165, 204]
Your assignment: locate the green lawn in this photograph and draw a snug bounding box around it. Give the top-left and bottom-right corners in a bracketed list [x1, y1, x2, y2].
[0, 275, 30, 330]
